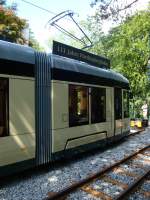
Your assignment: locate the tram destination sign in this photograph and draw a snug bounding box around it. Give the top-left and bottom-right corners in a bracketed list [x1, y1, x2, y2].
[52, 41, 110, 69]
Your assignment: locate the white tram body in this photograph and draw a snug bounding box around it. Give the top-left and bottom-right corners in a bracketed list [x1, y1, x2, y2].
[0, 40, 130, 176]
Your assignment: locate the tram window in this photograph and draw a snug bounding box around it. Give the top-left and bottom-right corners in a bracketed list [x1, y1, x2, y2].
[123, 90, 129, 118]
[91, 87, 106, 123]
[0, 78, 9, 137]
[115, 88, 122, 119]
[69, 85, 89, 127]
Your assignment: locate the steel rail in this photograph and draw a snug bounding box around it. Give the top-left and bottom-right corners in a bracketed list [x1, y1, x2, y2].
[115, 169, 150, 200]
[44, 144, 150, 200]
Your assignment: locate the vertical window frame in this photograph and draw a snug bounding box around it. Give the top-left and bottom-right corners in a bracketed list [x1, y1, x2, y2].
[0, 77, 9, 137]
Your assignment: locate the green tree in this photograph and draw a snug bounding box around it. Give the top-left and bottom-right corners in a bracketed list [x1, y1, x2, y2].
[90, 0, 140, 21]
[89, 5, 150, 97]
[0, 4, 27, 44]
[87, 3, 150, 117]
[29, 29, 44, 51]
[0, 1, 43, 50]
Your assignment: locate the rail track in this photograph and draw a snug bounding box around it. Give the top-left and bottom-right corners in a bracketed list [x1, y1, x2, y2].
[127, 173, 150, 200]
[44, 144, 150, 200]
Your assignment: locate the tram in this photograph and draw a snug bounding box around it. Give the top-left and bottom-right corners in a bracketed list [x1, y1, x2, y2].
[0, 40, 130, 176]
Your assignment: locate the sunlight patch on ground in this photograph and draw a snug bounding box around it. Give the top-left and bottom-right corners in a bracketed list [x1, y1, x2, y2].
[48, 175, 58, 183]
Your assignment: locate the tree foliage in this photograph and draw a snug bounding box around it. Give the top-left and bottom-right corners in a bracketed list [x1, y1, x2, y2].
[88, 4, 150, 100]
[90, 0, 140, 21]
[29, 29, 44, 51]
[0, 4, 27, 44]
[0, 1, 43, 50]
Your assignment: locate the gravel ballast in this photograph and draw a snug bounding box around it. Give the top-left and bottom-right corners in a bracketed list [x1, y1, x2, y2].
[0, 129, 150, 200]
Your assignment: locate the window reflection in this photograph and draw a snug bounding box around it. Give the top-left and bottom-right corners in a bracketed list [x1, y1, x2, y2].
[115, 88, 122, 120]
[123, 90, 129, 118]
[91, 87, 106, 123]
[69, 85, 89, 127]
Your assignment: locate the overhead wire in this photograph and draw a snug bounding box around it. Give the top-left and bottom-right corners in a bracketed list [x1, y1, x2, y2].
[20, 0, 73, 23]
[19, 0, 92, 49]
[20, 0, 56, 15]
[54, 23, 86, 45]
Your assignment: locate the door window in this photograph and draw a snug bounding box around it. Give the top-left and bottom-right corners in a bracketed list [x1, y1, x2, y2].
[123, 90, 129, 118]
[115, 88, 122, 120]
[69, 85, 89, 127]
[91, 87, 106, 123]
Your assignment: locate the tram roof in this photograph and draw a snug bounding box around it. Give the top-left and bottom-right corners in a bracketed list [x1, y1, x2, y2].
[51, 54, 129, 89]
[0, 40, 35, 64]
[0, 40, 129, 88]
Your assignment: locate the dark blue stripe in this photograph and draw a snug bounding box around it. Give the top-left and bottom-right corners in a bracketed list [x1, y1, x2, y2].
[35, 52, 52, 165]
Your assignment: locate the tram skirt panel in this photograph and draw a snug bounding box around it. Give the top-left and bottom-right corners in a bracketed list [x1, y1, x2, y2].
[35, 52, 52, 165]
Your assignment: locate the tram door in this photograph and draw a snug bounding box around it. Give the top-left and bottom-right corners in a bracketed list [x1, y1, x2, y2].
[114, 88, 122, 135]
[0, 78, 9, 137]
